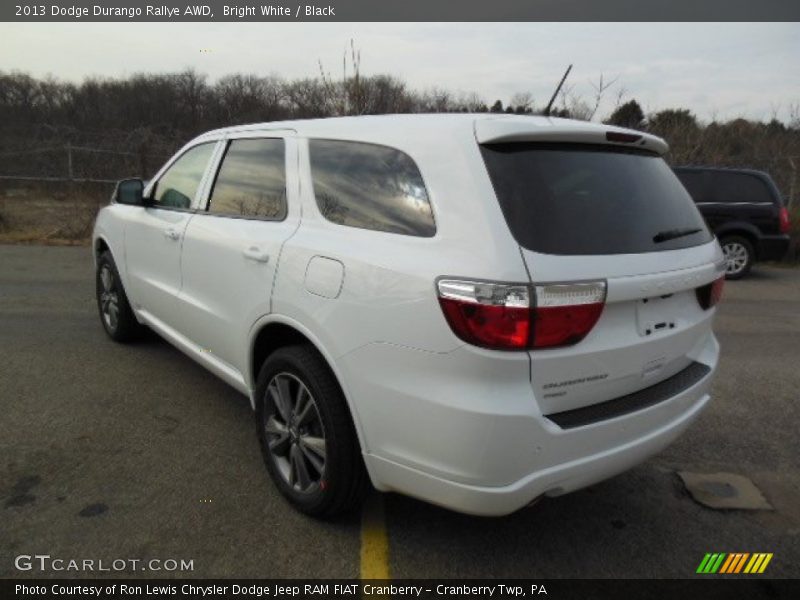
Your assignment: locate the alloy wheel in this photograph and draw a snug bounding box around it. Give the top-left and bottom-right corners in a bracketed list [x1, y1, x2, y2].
[722, 242, 749, 276]
[99, 265, 120, 331]
[263, 372, 327, 494]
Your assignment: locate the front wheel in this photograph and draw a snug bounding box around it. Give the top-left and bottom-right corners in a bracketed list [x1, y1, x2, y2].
[96, 251, 143, 342]
[255, 345, 368, 517]
[720, 236, 754, 280]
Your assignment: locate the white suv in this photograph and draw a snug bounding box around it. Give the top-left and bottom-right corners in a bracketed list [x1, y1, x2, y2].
[93, 114, 724, 517]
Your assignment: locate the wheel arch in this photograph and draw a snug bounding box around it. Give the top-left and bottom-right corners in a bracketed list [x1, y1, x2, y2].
[247, 315, 369, 454]
[716, 225, 761, 262]
[715, 223, 760, 247]
[94, 235, 111, 264]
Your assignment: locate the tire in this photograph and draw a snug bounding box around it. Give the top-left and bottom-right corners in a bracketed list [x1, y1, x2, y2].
[254, 345, 368, 517]
[96, 250, 143, 342]
[720, 235, 754, 280]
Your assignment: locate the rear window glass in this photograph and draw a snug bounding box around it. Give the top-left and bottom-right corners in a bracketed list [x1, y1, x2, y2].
[309, 139, 435, 237]
[480, 143, 713, 255]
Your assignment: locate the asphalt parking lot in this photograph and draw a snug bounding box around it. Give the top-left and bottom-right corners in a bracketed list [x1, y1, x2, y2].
[1, 244, 799, 579]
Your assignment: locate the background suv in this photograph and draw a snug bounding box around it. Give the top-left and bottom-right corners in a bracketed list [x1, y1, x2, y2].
[93, 115, 724, 517]
[673, 166, 791, 279]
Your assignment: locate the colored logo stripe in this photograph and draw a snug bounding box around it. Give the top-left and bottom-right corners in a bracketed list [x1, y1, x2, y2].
[745, 553, 773, 574]
[697, 553, 773, 574]
[722, 553, 749, 573]
[697, 553, 726, 573]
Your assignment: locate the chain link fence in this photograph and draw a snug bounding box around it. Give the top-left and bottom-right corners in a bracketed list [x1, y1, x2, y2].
[0, 144, 171, 183]
[0, 144, 170, 243]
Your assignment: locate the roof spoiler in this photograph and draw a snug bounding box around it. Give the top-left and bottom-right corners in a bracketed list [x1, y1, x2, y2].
[474, 119, 669, 155]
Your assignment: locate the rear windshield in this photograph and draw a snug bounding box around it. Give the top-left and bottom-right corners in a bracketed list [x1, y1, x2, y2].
[480, 143, 713, 255]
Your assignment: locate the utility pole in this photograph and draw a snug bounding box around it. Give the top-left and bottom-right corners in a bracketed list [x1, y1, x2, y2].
[66, 143, 73, 181]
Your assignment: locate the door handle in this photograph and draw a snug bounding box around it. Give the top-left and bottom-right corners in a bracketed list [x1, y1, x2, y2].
[163, 227, 181, 241]
[242, 246, 270, 263]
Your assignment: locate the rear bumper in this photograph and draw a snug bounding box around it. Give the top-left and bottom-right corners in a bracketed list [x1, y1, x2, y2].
[757, 234, 790, 261]
[345, 332, 718, 516]
[364, 375, 711, 516]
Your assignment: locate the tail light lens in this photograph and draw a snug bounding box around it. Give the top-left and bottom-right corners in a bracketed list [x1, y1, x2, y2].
[696, 275, 725, 310]
[437, 280, 531, 350]
[779, 206, 790, 234]
[532, 283, 607, 348]
[437, 279, 606, 351]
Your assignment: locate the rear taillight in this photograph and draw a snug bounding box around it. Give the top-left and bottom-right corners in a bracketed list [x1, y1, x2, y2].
[437, 279, 606, 351]
[779, 206, 790, 234]
[437, 280, 531, 350]
[696, 275, 725, 310]
[532, 282, 607, 348]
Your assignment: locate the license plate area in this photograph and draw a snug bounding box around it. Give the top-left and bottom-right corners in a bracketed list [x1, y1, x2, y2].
[636, 294, 682, 337]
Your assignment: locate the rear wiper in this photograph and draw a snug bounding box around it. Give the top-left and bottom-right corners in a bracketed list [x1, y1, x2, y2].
[653, 228, 702, 243]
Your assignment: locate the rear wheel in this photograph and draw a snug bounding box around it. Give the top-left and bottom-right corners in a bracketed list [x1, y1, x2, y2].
[96, 251, 143, 342]
[255, 345, 368, 517]
[720, 236, 754, 280]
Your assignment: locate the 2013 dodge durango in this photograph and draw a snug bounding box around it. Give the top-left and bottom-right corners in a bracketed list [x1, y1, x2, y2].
[93, 114, 724, 516]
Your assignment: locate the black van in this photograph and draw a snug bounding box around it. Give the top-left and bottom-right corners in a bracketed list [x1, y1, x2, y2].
[673, 167, 791, 279]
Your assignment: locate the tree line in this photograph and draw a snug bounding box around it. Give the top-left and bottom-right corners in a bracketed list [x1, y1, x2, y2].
[0, 67, 798, 205]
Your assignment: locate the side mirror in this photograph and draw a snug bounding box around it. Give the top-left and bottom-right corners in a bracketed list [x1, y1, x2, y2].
[114, 178, 145, 206]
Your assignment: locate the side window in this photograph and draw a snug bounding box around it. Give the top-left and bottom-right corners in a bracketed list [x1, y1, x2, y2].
[675, 170, 707, 203]
[207, 138, 287, 220]
[710, 172, 773, 204]
[309, 139, 435, 237]
[152, 143, 216, 209]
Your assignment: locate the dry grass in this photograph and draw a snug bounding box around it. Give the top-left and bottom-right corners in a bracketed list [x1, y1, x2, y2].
[0, 231, 90, 246]
[0, 184, 105, 246]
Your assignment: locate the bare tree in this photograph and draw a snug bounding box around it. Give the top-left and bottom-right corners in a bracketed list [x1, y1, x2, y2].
[318, 38, 366, 116]
[509, 92, 534, 114]
[587, 74, 619, 121]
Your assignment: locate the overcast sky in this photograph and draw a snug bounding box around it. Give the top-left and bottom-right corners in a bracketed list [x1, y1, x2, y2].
[1, 22, 798, 122]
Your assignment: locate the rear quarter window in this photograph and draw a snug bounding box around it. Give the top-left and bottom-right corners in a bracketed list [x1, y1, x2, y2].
[308, 139, 435, 237]
[707, 171, 775, 204]
[480, 143, 713, 255]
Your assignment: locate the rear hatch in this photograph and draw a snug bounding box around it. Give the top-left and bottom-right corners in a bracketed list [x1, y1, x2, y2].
[477, 122, 724, 416]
